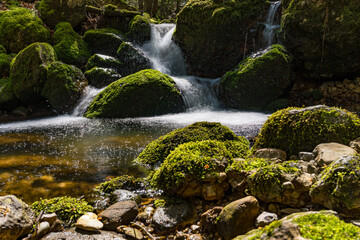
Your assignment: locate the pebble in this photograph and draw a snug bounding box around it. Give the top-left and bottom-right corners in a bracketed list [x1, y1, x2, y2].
[75, 212, 103, 231]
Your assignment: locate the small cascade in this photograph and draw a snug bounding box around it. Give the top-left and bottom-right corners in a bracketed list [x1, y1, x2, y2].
[72, 86, 105, 116]
[262, 0, 281, 47]
[141, 24, 221, 110]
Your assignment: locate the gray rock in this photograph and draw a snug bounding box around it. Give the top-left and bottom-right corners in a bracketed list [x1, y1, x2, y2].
[255, 148, 287, 161]
[99, 200, 138, 231]
[255, 211, 278, 227]
[152, 200, 196, 234]
[299, 152, 314, 161]
[0, 195, 35, 240]
[216, 196, 259, 240]
[42, 227, 126, 239]
[35, 221, 50, 239]
[313, 142, 356, 167]
[40, 213, 57, 226]
[111, 189, 141, 205]
[75, 212, 103, 232]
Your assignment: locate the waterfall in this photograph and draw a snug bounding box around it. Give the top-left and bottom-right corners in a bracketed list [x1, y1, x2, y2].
[141, 24, 221, 110]
[263, 1, 281, 47]
[72, 86, 105, 116]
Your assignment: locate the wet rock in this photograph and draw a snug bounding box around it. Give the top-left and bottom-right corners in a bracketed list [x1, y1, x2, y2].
[216, 196, 259, 240]
[255, 148, 287, 161]
[75, 212, 103, 232]
[310, 156, 360, 217]
[152, 200, 196, 234]
[117, 226, 143, 240]
[86, 54, 123, 73]
[0, 195, 35, 240]
[111, 189, 142, 205]
[350, 137, 360, 153]
[255, 211, 278, 228]
[84, 67, 121, 88]
[313, 142, 356, 167]
[42, 228, 126, 239]
[299, 152, 315, 162]
[199, 206, 223, 233]
[99, 200, 138, 231]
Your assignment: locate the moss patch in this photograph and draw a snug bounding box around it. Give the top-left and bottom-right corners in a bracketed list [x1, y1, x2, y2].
[0, 53, 14, 78]
[126, 14, 151, 44]
[136, 121, 248, 166]
[0, 7, 50, 53]
[94, 175, 146, 194]
[84, 69, 185, 118]
[84, 67, 121, 88]
[83, 28, 124, 56]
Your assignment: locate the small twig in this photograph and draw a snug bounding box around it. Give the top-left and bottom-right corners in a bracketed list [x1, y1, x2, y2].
[130, 221, 156, 240]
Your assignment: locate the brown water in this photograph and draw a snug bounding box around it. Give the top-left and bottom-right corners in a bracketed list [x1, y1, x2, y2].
[0, 112, 267, 204]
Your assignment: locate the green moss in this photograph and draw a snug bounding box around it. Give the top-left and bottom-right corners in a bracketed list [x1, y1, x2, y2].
[31, 196, 93, 226]
[52, 22, 91, 67]
[219, 44, 292, 110]
[42, 61, 86, 113]
[94, 175, 146, 194]
[85, 54, 123, 72]
[150, 140, 237, 192]
[126, 14, 151, 44]
[83, 28, 124, 56]
[253, 105, 360, 155]
[0, 78, 19, 110]
[116, 42, 151, 76]
[0, 53, 13, 78]
[84, 67, 121, 88]
[136, 121, 248, 166]
[10, 42, 56, 104]
[84, 69, 185, 118]
[0, 7, 50, 53]
[225, 157, 271, 173]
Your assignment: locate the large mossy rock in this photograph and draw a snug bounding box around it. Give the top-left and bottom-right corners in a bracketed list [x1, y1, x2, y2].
[42, 61, 87, 113]
[219, 45, 292, 110]
[84, 67, 121, 88]
[253, 105, 360, 155]
[310, 156, 360, 217]
[173, 0, 268, 78]
[280, 0, 360, 79]
[10, 42, 56, 104]
[85, 54, 123, 72]
[0, 195, 35, 240]
[83, 28, 124, 56]
[0, 53, 14, 78]
[137, 121, 248, 166]
[126, 14, 151, 45]
[52, 22, 91, 67]
[150, 140, 248, 200]
[116, 42, 151, 76]
[235, 211, 360, 240]
[0, 8, 50, 53]
[0, 78, 19, 111]
[36, 0, 87, 28]
[84, 69, 185, 118]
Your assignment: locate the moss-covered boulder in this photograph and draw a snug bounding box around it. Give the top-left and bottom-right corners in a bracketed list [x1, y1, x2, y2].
[89, 0, 137, 10]
[0, 53, 14, 78]
[42, 61, 87, 113]
[173, 0, 268, 77]
[10, 42, 56, 104]
[0, 8, 50, 53]
[52, 22, 91, 67]
[126, 14, 151, 45]
[310, 156, 360, 217]
[137, 121, 248, 166]
[116, 42, 151, 76]
[219, 45, 292, 110]
[84, 69, 185, 118]
[83, 28, 124, 56]
[150, 140, 248, 200]
[0, 78, 20, 111]
[281, 0, 360, 79]
[235, 211, 360, 240]
[36, 0, 87, 28]
[253, 105, 360, 156]
[84, 67, 121, 88]
[85, 54, 122, 72]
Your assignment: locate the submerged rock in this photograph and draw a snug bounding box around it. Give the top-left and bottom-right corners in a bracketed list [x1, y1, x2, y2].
[0, 8, 50, 53]
[219, 45, 292, 110]
[84, 69, 185, 118]
[0, 195, 35, 240]
[310, 155, 360, 217]
[52, 22, 91, 67]
[253, 105, 360, 155]
[174, 0, 268, 77]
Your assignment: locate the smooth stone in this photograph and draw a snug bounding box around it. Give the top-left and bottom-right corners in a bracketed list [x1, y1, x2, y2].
[313, 142, 356, 167]
[255, 148, 287, 161]
[255, 211, 278, 227]
[75, 212, 103, 231]
[40, 213, 57, 226]
[117, 226, 144, 240]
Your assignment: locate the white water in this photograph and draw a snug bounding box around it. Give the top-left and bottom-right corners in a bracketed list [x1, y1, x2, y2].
[263, 1, 281, 47]
[72, 86, 105, 116]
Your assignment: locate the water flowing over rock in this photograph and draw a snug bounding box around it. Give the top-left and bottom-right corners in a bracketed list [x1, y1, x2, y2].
[262, 1, 281, 47]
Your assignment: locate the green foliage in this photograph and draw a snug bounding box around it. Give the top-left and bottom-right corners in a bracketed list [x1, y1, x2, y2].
[31, 196, 93, 226]
[94, 175, 146, 194]
[0, 7, 50, 53]
[253, 106, 360, 155]
[150, 140, 245, 192]
[52, 22, 91, 67]
[137, 121, 248, 166]
[225, 158, 271, 173]
[294, 213, 360, 239]
[219, 44, 292, 110]
[0, 44, 6, 54]
[84, 69, 185, 118]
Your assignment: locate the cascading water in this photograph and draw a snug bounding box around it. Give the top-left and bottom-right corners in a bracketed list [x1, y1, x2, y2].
[140, 24, 221, 110]
[263, 1, 281, 47]
[72, 86, 105, 116]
